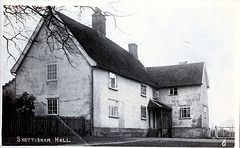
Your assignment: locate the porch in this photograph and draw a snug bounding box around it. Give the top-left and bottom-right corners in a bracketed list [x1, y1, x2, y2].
[147, 99, 172, 137]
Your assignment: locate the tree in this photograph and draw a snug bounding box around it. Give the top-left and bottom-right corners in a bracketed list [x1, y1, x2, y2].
[2, 91, 16, 117]
[3, 5, 125, 69]
[2, 79, 16, 117]
[15, 92, 36, 116]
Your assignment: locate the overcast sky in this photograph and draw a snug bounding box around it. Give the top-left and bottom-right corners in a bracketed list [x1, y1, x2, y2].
[1, 0, 240, 128]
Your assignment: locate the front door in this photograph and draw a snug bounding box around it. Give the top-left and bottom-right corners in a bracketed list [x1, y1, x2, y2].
[148, 109, 157, 129]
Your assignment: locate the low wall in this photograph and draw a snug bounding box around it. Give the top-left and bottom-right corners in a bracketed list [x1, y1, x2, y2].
[172, 127, 210, 138]
[93, 127, 148, 137]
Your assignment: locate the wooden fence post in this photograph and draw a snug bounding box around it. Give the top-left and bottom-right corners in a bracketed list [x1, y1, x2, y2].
[215, 126, 218, 138]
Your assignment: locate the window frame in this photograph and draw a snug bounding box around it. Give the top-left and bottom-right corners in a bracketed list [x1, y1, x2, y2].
[180, 105, 191, 119]
[108, 72, 118, 90]
[108, 99, 119, 118]
[152, 89, 158, 99]
[141, 84, 147, 97]
[47, 97, 59, 115]
[170, 87, 178, 95]
[141, 106, 147, 120]
[46, 63, 58, 81]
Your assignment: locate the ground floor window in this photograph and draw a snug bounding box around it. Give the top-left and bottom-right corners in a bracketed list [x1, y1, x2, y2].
[47, 98, 58, 115]
[109, 99, 119, 118]
[180, 106, 190, 118]
[141, 106, 147, 120]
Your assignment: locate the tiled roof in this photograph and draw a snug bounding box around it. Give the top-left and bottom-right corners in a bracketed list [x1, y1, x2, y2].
[146, 62, 204, 88]
[11, 11, 206, 89]
[57, 12, 156, 86]
[148, 99, 172, 110]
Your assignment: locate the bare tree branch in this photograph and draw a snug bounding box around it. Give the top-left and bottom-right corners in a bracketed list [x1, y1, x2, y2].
[3, 5, 128, 71]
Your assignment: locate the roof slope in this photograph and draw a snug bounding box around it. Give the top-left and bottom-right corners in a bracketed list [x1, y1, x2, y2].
[56, 12, 155, 86]
[146, 62, 204, 88]
[148, 99, 172, 110]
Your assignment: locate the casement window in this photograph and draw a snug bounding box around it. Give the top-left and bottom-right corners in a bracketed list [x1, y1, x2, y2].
[109, 72, 117, 90]
[108, 99, 119, 118]
[204, 106, 207, 119]
[180, 106, 190, 119]
[47, 98, 58, 115]
[47, 63, 57, 81]
[170, 87, 177, 95]
[153, 89, 158, 99]
[141, 84, 147, 96]
[141, 106, 147, 120]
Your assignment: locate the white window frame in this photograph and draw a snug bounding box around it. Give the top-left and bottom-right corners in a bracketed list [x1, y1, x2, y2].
[141, 84, 147, 97]
[180, 106, 190, 119]
[46, 63, 58, 81]
[170, 87, 178, 95]
[109, 72, 118, 90]
[141, 106, 147, 120]
[47, 98, 59, 115]
[108, 99, 119, 118]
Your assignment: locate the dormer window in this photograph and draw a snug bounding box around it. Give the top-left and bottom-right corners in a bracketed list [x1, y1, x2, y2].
[153, 89, 158, 99]
[109, 72, 117, 90]
[141, 84, 147, 97]
[170, 87, 177, 95]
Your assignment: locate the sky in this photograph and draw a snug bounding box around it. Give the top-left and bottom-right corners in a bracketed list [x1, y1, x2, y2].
[1, 0, 240, 128]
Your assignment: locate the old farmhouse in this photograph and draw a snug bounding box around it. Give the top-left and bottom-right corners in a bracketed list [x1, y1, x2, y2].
[10, 9, 210, 138]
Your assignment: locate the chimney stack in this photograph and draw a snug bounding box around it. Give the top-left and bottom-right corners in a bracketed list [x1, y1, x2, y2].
[179, 61, 188, 65]
[128, 43, 138, 60]
[92, 7, 106, 37]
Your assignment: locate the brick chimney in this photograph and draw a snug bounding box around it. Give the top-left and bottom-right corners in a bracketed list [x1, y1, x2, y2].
[128, 43, 138, 60]
[179, 61, 188, 65]
[92, 7, 106, 37]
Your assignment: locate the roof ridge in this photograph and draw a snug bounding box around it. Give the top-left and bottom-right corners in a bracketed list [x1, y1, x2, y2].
[57, 11, 156, 86]
[146, 62, 205, 87]
[56, 11, 138, 62]
[146, 62, 204, 69]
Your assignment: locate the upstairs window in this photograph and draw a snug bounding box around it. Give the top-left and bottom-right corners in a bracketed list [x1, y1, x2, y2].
[141, 106, 147, 120]
[109, 72, 117, 90]
[47, 63, 57, 81]
[47, 98, 58, 115]
[180, 106, 190, 119]
[141, 84, 147, 97]
[108, 99, 119, 118]
[153, 89, 158, 99]
[170, 87, 177, 95]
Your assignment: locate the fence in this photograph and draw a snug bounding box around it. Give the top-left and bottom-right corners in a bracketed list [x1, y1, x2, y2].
[2, 115, 88, 137]
[213, 126, 235, 138]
